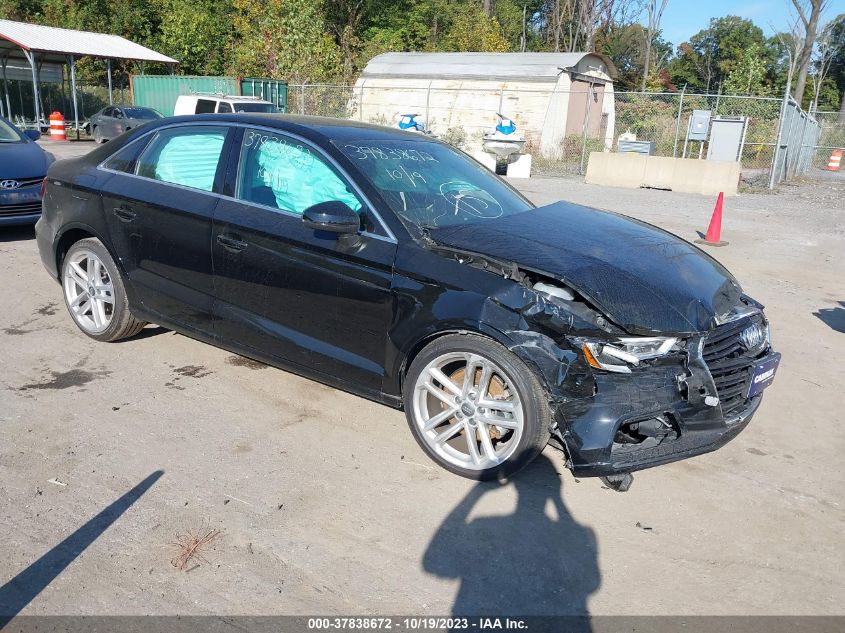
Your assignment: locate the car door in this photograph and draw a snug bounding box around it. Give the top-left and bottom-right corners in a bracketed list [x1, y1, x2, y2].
[100, 124, 234, 333]
[212, 127, 397, 392]
[111, 108, 126, 137]
[96, 107, 113, 139]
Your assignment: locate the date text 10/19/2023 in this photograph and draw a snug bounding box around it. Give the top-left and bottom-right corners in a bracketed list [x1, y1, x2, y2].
[307, 617, 529, 630]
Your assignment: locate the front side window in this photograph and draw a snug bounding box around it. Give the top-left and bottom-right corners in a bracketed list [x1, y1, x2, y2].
[236, 128, 362, 216]
[217, 102, 233, 113]
[102, 107, 114, 118]
[135, 126, 227, 192]
[334, 139, 532, 229]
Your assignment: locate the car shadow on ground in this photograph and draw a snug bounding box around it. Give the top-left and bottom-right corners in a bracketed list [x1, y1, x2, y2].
[0, 470, 164, 625]
[112, 323, 170, 343]
[813, 302, 845, 333]
[423, 453, 599, 627]
[0, 226, 35, 242]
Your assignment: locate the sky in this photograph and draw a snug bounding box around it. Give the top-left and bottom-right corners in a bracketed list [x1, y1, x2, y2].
[656, 0, 845, 46]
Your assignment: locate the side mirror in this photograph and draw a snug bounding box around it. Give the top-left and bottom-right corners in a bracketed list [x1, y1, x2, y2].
[24, 129, 41, 141]
[302, 201, 360, 234]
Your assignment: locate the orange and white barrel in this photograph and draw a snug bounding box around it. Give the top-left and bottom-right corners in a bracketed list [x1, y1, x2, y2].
[49, 111, 66, 141]
[826, 149, 842, 171]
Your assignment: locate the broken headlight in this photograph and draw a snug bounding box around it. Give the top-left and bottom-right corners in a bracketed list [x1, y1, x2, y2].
[580, 337, 678, 374]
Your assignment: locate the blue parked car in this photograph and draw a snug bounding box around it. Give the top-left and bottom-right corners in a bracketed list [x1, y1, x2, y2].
[0, 117, 53, 226]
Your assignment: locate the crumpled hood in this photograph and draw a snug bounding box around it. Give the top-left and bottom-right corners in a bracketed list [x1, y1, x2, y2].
[429, 201, 744, 335]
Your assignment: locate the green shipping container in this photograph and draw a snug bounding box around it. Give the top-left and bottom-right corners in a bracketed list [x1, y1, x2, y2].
[131, 75, 239, 116]
[131, 75, 288, 117]
[240, 78, 288, 113]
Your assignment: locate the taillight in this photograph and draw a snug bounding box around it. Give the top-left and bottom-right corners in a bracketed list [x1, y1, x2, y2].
[39, 178, 47, 199]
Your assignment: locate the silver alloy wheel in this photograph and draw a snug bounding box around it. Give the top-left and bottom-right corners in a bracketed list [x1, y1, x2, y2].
[412, 352, 525, 470]
[63, 249, 115, 334]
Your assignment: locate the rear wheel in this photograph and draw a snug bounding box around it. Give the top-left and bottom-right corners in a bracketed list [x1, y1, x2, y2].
[404, 334, 551, 480]
[61, 238, 145, 341]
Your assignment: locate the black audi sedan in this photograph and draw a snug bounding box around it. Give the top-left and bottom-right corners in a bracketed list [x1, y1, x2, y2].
[35, 114, 780, 482]
[0, 117, 53, 226]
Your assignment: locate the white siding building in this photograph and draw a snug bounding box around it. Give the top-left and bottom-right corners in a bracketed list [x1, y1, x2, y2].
[353, 52, 617, 157]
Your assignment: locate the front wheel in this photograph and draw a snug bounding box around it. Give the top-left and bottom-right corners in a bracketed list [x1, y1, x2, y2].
[93, 126, 104, 143]
[403, 334, 551, 480]
[61, 238, 146, 341]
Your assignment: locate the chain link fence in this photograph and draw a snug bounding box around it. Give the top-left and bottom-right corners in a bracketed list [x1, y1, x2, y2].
[288, 83, 840, 188]
[809, 110, 845, 171]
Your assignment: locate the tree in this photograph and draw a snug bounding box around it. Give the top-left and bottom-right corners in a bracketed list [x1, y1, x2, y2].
[230, 0, 342, 83]
[668, 16, 777, 93]
[789, 0, 830, 102]
[723, 43, 769, 95]
[810, 20, 837, 111]
[771, 18, 805, 99]
[640, 0, 667, 90]
[819, 14, 845, 119]
[154, 0, 233, 75]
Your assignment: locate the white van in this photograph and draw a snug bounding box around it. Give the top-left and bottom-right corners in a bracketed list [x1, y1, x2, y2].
[173, 94, 279, 115]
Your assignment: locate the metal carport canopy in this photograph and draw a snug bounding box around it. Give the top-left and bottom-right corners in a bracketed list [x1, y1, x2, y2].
[0, 19, 178, 130]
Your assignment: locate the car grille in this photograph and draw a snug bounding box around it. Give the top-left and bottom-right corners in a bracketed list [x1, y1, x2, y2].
[702, 314, 764, 417]
[0, 201, 42, 218]
[8, 177, 44, 189]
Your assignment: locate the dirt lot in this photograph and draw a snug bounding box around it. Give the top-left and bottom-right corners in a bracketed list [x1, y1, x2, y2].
[1, 141, 843, 617]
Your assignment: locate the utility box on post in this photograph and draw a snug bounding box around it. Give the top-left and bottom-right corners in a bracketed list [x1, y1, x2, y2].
[687, 110, 711, 142]
[707, 117, 748, 162]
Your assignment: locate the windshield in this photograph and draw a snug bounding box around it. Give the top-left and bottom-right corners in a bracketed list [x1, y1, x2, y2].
[123, 108, 162, 119]
[334, 139, 532, 228]
[234, 103, 278, 113]
[0, 118, 24, 143]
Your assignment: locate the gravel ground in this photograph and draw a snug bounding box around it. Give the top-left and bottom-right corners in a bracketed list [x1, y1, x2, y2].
[1, 142, 843, 619]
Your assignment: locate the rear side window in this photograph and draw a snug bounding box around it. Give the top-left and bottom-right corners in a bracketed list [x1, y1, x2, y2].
[135, 126, 227, 192]
[217, 102, 233, 113]
[103, 137, 151, 173]
[195, 99, 216, 114]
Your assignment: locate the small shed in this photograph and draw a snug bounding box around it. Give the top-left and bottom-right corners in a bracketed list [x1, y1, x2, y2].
[0, 19, 177, 129]
[353, 52, 617, 157]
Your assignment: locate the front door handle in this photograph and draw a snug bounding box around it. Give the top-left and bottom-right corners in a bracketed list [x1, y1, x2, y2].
[113, 206, 136, 222]
[216, 234, 248, 252]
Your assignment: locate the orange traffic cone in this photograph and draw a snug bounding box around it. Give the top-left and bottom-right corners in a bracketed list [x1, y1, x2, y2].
[695, 192, 728, 247]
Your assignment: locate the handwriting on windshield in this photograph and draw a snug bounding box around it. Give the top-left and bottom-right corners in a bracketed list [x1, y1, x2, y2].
[344, 144, 438, 163]
[386, 162, 427, 188]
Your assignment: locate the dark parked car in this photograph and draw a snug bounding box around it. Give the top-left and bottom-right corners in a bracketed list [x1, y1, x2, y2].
[88, 106, 163, 144]
[0, 117, 52, 226]
[35, 114, 780, 483]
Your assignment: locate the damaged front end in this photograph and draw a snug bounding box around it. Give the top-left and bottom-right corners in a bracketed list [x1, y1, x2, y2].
[431, 243, 779, 482]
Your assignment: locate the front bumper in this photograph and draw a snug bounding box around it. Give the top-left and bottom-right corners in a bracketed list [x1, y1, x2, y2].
[558, 348, 777, 477]
[0, 187, 42, 226]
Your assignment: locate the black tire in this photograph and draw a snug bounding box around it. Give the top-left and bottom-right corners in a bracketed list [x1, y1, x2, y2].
[403, 333, 551, 480]
[61, 238, 146, 342]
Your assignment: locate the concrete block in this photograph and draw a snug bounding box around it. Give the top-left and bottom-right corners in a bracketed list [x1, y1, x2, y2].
[506, 154, 532, 178]
[585, 152, 741, 196]
[472, 151, 496, 172]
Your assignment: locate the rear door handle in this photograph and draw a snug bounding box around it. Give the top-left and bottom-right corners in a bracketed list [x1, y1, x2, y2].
[113, 206, 136, 222]
[216, 234, 248, 252]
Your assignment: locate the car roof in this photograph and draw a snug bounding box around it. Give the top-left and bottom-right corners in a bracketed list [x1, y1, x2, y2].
[153, 113, 439, 144]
